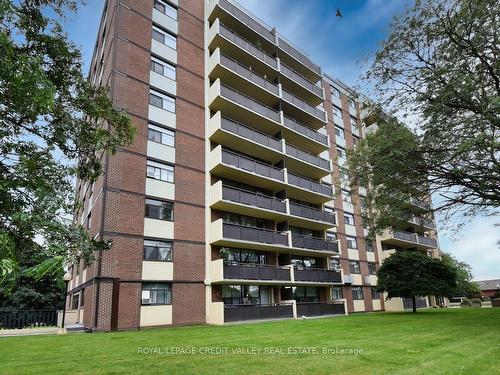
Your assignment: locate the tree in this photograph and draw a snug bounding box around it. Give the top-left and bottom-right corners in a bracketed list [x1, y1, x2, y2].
[377, 251, 458, 313]
[350, 0, 500, 233]
[0, 0, 135, 293]
[441, 252, 480, 298]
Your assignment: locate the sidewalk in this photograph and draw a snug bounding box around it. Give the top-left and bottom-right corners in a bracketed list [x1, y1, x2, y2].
[0, 327, 59, 337]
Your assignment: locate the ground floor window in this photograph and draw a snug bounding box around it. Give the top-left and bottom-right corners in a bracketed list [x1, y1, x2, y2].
[371, 287, 380, 299]
[224, 248, 267, 265]
[332, 286, 343, 300]
[222, 285, 272, 305]
[71, 293, 80, 309]
[294, 286, 320, 303]
[142, 283, 172, 305]
[352, 286, 364, 300]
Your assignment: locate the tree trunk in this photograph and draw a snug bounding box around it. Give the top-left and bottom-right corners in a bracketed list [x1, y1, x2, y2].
[412, 295, 417, 313]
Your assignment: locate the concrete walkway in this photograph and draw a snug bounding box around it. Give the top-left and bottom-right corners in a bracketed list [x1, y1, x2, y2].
[0, 327, 59, 337]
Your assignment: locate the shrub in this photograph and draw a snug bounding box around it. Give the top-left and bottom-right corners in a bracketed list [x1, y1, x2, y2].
[460, 299, 472, 308]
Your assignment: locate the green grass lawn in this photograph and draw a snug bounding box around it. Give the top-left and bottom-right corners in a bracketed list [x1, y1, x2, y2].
[1, 308, 499, 375]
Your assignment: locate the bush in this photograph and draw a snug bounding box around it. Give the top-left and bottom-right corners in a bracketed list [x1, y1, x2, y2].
[460, 299, 472, 308]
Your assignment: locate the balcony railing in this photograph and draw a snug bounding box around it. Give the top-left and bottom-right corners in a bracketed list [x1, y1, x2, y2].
[411, 197, 432, 209]
[219, 24, 278, 69]
[280, 63, 323, 97]
[417, 235, 438, 247]
[282, 90, 326, 121]
[221, 184, 287, 213]
[283, 116, 328, 146]
[219, 53, 279, 95]
[223, 263, 291, 281]
[392, 230, 437, 247]
[296, 302, 345, 317]
[289, 202, 336, 224]
[294, 268, 341, 283]
[221, 148, 285, 181]
[288, 172, 333, 197]
[291, 233, 339, 253]
[285, 144, 330, 170]
[224, 303, 293, 322]
[277, 37, 321, 75]
[222, 222, 289, 246]
[220, 117, 282, 151]
[410, 216, 435, 229]
[219, 0, 276, 43]
[220, 84, 281, 123]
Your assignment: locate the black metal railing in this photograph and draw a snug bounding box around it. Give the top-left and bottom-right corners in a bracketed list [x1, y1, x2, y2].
[294, 268, 341, 283]
[417, 235, 437, 247]
[280, 63, 323, 97]
[222, 185, 286, 213]
[285, 144, 330, 170]
[224, 263, 291, 280]
[221, 148, 285, 181]
[296, 302, 345, 317]
[219, 0, 276, 43]
[392, 230, 418, 243]
[224, 303, 293, 322]
[283, 116, 328, 146]
[222, 222, 289, 246]
[220, 117, 282, 151]
[282, 90, 326, 121]
[0, 310, 58, 330]
[289, 202, 335, 224]
[219, 53, 279, 95]
[403, 297, 428, 310]
[291, 233, 339, 253]
[277, 37, 321, 75]
[220, 84, 281, 122]
[288, 172, 333, 196]
[219, 24, 278, 68]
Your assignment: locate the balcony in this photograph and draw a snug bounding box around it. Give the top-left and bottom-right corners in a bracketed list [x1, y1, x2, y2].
[277, 37, 321, 81]
[288, 202, 336, 225]
[280, 62, 323, 105]
[294, 268, 342, 283]
[210, 219, 290, 252]
[409, 216, 436, 230]
[287, 172, 334, 203]
[411, 197, 432, 210]
[209, 79, 282, 131]
[282, 89, 327, 127]
[296, 302, 345, 317]
[223, 263, 291, 281]
[290, 233, 339, 254]
[224, 303, 293, 322]
[209, 48, 280, 105]
[285, 143, 330, 173]
[282, 116, 329, 154]
[211, 0, 276, 45]
[381, 229, 438, 249]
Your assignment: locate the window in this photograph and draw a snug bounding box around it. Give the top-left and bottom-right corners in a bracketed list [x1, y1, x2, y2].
[332, 106, 343, 119]
[145, 199, 173, 221]
[368, 262, 377, 275]
[148, 124, 175, 147]
[144, 240, 172, 261]
[366, 239, 374, 252]
[149, 90, 176, 112]
[72, 294, 80, 309]
[294, 286, 320, 303]
[291, 256, 318, 270]
[329, 258, 340, 271]
[349, 260, 361, 274]
[337, 146, 346, 159]
[324, 206, 335, 215]
[352, 286, 364, 300]
[350, 117, 357, 129]
[142, 283, 172, 305]
[326, 232, 337, 242]
[331, 87, 341, 99]
[344, 213, 355, 226]
[223, 212, 268, 229]
[222, 285, 263, 305]
[80, 289, 85, 307]
[340, 168, 349, 182]
[226, 248, 266, 265]
[151, 57, 176, 80]
[147, 160, 174, 183]
[152, 26, 176, 49]
[154, 0, 177, 20]
[371, 287, 380, 299]
[346, 236, 358, 250]
[332, 286, 343, 300]
[348, 99, 356, 109]
[335, 126, 345, 139]
[353, 136, 360, 147]
[342, 190, 352, 203]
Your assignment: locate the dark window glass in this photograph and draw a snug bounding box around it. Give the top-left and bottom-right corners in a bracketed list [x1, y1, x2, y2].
[145, 199, 173, 221]
[142, 283, 172, 305]
[144, 240, 172, 261]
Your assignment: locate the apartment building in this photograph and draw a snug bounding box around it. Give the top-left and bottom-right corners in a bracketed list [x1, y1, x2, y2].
[66, 0, 439, 331]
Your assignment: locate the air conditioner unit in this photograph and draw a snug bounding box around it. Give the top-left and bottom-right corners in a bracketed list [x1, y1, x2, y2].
[141, 298, 151, 305]
[141, 290, 151, 305]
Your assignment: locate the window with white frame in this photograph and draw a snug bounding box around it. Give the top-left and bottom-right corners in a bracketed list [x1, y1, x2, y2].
[142, 283, 172, 305]
[331, 87, 341, 99]
[352, 286, 364, 300]
[149, 89, 176, 113]
[152, 26, 177, 50]
[147, 160, 174, 183]
[342, 190, 352, 203]
[151, 56, 176, 80]
[332, 286, 343, 300]
[346, 236, 358, 249]
[144, 240, 173, 261]
[154, 0, 177, 20]
[332, 106, 343, 119]
[344, 212, 355, 226]
[337, 146, 346, 159]
[324, 206, 335, 215]
[349, 260, 361, 274]
[148, 124, 175, 147]
[348, 99, 356, 109]
[350, 117, 357, 129]
[326, 232, 337, 242]
[335, 126, 345, 139]
[368, 262, 377, 275]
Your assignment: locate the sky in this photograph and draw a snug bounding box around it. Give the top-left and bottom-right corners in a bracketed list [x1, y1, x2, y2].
[61, 0, 499, 281]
